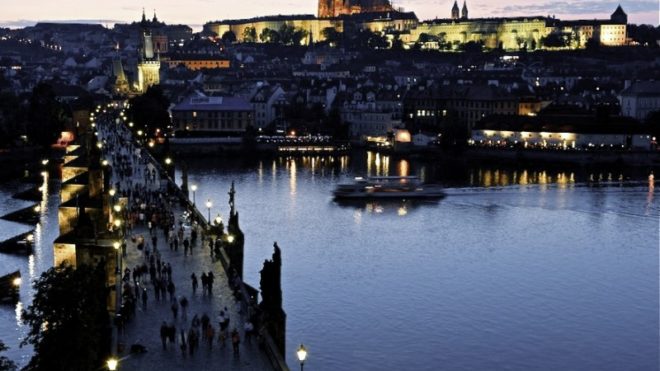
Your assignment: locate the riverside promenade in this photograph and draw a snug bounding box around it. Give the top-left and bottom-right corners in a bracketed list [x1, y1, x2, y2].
[96, 111, 273, 370]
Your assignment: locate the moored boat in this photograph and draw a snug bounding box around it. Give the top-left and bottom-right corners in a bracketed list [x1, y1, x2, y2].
[333, 176, 445, 199]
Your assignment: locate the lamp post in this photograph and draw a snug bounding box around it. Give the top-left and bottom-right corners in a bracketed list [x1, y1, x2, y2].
[106, 357, 118, 370]
[296, 344, 307, 371]
[191, 184, 197, 205]
[205, 199, 212, 223]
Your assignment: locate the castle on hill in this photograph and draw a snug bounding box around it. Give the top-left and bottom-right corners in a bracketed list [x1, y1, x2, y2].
[200, 2, 628, 50]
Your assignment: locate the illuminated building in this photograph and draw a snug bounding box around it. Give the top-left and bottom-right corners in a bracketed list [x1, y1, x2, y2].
[204, 3, 627, 50]
[318, 0, 393, 18]
[171, 96, 254, 135]
[136, 31, 160, 92]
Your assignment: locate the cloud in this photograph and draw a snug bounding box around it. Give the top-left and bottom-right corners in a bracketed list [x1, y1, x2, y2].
[0, 18, 124, 29]
[491, 0, 656, 16]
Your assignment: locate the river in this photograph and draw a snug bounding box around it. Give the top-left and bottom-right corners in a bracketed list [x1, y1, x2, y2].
[177, 151, 659, 371]
[0, 151, 658, 370]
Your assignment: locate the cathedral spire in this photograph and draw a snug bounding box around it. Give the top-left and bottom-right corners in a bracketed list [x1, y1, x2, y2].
[451, 0, 460, 19]
[141, 7, 146, 23]
[461, 0, 468, 19]
[152, 9, 158, 23]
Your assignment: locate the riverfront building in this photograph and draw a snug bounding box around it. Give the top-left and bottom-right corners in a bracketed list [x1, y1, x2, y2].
[471, 111, 654, 150]
[619, 81, 660, 122]
[171, 96, 254, 135]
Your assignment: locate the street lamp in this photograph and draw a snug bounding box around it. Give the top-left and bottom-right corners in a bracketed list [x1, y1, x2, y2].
[205, 199, 212, 223]
[191, 184, 197, 205]
[106, 357, 118, 371]
[109, 188, 116, 197]
[113, 204, 121, 213]
[165, 157, 172, 165]
[296, 344, 307, 371]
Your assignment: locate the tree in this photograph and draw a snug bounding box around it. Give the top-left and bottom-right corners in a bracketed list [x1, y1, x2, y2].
[0, 340, 16, 371]
[279, 24, 295, 45]
[127, 85, 170, 136]
[21, 263, 110, 371]
[27, 83, 66, 149]
[291, 28, 309, 46]
[585, 37, 600, 51]
[541, 32, 569, 48]
[221, 30, 236, 44]
[627, 24, 660, 47]
[391, 34, 404, 50]
[242, 27, 257, 43]
[0, 92, 27, 148]
[460, 40, 484, 53]
[259, 28, 271, 43]
[321, 27, 341, 46]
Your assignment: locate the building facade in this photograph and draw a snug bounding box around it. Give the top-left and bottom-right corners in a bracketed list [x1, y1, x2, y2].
[136, 31, 160, 92]
[619, 81, 660, 122]
[172, 96, 254, 135]
[318, 0, 393, 18]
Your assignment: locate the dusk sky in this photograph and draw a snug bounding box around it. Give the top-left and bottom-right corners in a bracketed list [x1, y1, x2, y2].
[1, 0, 657, 30]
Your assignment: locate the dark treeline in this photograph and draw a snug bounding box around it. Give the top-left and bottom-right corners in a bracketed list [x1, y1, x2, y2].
[0, 81, 68, 150]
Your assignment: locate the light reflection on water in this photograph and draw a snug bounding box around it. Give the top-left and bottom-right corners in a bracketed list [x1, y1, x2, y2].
[179, 151, 659, 371]
[0, 174, 59, 368]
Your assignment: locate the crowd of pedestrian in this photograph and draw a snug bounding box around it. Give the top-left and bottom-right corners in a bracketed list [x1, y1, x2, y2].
[97, 111, 259, 362]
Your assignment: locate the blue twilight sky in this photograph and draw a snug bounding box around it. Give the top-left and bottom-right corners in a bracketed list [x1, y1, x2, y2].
[0, 0, 657, 30]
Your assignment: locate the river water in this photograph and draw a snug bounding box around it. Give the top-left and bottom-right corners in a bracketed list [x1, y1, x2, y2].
[0, 152, 658, 370]
[177, 151, 659, 371]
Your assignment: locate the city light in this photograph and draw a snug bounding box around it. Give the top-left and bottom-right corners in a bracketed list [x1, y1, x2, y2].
[113, 241, 120, 250]
[297, 344, 307, 371]
[106, 358, 118, 371]
[12, 277, 21, 287]
[109, 189, 116, 197]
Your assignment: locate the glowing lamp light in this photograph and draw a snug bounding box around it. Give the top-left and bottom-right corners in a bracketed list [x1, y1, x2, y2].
[206, 200, 213, 209]
[41, 159, 49, 165]
[12, 277, 21, 287]
[34, 205, 41, 212]
[191, 184, 197, 192]
[109, 189, 116, 197]
[165, 158, 172, 165]
[296, 344, 307, 364]
[113, 204, 121, 213]
[227, 235, 235, 243]
[148, 141, 155, 148]
[113, 241, 120, 250]
[107, 358, 118, 371]
[214, 215, 222, 225]
[26, 234, 34, 242]
[114, 219, 121, 228]
[102, 160, 109, 166]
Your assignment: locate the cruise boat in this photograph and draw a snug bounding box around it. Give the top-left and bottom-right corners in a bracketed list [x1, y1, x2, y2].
[333, 176, 445, 199]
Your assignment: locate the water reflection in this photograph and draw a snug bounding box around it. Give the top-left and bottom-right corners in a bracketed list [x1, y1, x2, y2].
[15, 301, 23, 327]
[333, 199, 440, 216]
[469, 168, 578, 188]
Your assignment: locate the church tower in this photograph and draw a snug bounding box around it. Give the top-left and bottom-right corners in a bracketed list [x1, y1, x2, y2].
[610, 5, 627, 24]
[451, 0, 460, 19]
[136, 31, 160, 93]
[461, 1, 468, 19]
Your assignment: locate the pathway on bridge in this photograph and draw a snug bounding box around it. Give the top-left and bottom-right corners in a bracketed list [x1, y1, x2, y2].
[98, 115, 272, 370]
